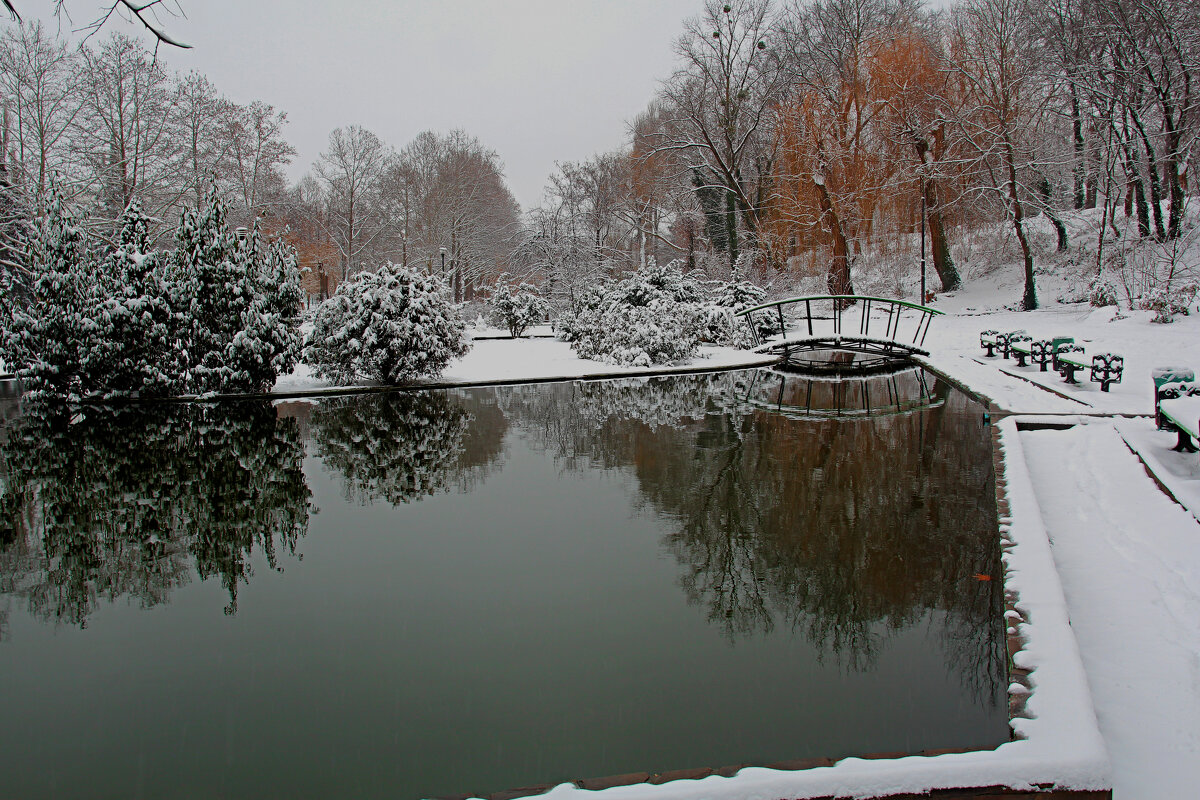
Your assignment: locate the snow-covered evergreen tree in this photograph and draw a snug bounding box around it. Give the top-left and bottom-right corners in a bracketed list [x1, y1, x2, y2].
[0, 185, 97, 398]
[305, 264, 470, 385]
[87, 203, 177, 397]
[223, 223, 303, 391]
[170, 187, 303, 394]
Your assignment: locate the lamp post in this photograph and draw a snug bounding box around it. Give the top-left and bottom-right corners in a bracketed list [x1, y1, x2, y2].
[440, 246, 446, 279]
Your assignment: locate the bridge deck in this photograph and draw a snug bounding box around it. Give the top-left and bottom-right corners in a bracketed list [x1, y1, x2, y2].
[736, 295, 941, 363]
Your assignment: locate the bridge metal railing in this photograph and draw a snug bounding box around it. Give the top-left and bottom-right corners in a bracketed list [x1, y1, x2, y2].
[734, 295, 943, 351]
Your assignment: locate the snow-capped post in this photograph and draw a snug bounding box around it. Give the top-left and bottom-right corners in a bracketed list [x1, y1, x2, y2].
[304, 264, 470, 385]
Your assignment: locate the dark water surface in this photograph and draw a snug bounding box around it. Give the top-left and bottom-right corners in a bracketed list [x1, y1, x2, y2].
[0, 368, 1007, 799]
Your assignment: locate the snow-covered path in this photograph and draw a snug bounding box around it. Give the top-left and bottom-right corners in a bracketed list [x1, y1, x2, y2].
[1022, 424, 1200, 799]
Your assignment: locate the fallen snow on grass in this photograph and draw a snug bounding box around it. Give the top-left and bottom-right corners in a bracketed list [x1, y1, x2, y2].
[1022, 422, 1200, 800]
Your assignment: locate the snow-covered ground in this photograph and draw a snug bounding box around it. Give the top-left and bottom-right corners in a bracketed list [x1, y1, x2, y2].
[272, 338, 778, 395]
[267, 266, 1200, 798]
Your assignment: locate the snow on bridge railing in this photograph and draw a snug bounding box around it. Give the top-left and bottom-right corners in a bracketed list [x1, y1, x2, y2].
[734, 295, 943, 350]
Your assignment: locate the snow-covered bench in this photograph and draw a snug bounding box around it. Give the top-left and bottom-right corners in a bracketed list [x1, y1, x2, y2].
[979, 329, 1027, 358]
[1011, 336, 1066, 370]
[1159, 396, 1200, 453]
[1055, 347, 1124, 392]
[1154, 367, 1200, 450]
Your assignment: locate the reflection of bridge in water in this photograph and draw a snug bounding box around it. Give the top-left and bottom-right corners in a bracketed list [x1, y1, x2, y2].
[736, 295, 943, 373]
[742, 360, 943, 421]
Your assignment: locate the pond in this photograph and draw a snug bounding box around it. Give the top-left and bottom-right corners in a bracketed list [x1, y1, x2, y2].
[0, 368, 1007, 799]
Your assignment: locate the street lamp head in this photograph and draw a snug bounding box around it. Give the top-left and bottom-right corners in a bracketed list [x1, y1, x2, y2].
[440, 246, 447, 256]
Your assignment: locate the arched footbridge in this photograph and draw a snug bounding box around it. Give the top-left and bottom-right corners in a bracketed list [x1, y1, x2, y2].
[735, 295, 943, 371]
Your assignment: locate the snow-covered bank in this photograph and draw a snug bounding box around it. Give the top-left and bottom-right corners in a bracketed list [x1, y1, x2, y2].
[270, 339, 777, 397]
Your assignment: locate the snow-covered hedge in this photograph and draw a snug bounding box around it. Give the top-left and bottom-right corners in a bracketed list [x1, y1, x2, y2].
[556, 262, 767, 366]
[488, 282, 547, 338]
[305, 264, 470, 385]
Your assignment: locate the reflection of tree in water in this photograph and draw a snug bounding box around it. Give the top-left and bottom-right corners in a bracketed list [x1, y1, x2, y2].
[499, 370, 1004, 701]
[309, 390, 507, 506]
[0, 401, 311, 631]
[494, 374, 750, 471]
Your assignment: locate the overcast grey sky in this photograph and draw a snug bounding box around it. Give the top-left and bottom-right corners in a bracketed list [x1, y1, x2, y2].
[25, 0, 704, 211]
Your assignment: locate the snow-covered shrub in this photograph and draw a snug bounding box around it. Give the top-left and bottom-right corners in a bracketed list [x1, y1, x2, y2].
[573, 300, 700, 367]
[305, 264, 470, 385]
[558, 264, 704, 366]
[614, 259, 704, 305]
[489, 283, 547, 338]
[170, 189, 304, 394]
[1088, 277, 1120, 308]
[554, 282, 610, 345]
[1141, 283, 1198, 323]
[699, 278, 775, 346]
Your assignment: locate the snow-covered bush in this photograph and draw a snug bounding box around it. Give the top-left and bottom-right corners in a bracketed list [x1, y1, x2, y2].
[573, 300, 700, 367]
[558, 263, 704, 366]
[1088, 277, 1120, 308]
[1141, 283, 1198, 323]
[489, 283, 547, 337]
[698, 278, 776, 346]
[305, 264, 470, 384]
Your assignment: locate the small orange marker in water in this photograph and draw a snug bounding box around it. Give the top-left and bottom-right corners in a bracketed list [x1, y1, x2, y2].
[973, 573, 993, 581]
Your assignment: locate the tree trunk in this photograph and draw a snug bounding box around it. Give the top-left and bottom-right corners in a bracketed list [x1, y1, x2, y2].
[1045, 184, 1070, 255]
[1120, 135, 1151, 238]
[1002, 136, 1036, 310]
[815, 179, 853, 299]
[1164, 109, 1185, 240]
[924, 178, 960, 290]
[1071, 81, 1086, 210]
[725, 188, 739, 274]
[1131, 106, 1166, 240]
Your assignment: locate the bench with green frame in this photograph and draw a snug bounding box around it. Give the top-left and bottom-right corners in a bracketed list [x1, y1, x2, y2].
[1154, 367, 1200, 448]
[1015, 337, 1084, 372]
[1159, 395, 1200, 453]
[979, 329, 1028, 359]
[1055, 347, 1124, 392]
